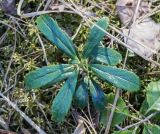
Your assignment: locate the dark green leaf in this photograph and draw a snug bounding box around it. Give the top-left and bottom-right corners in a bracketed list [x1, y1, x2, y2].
[89, 79, 106, 111]
[51, 70, 78, 122]
[140, 98, 149, 114]
[74, 77, 88, 109]
[82, 17, 109, 58]
[36, 15, 77, 59]
[141, 97, 160, 121]
[100, 93, 129, 126]
[146, 81, 160, 113]
[25, 64, 74, 89]
[143, 124, 160, 134]
[91, 47, 122, 65]
[90, 64, 140, 91]
[112, 130, 133, 134]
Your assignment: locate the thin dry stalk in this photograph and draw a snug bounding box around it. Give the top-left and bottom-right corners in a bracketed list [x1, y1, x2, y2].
[17, 0, 75, 18]
[0, 20, 24, 37]
[37, 34, 49, 65]
[104, 89, 120, 134]
[121, 112, 158, 131]
[0, 92, 46, 134]
[79, 116, 97, 134]
[1, 29, 17, 91]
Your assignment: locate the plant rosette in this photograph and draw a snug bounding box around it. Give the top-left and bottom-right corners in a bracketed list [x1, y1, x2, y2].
[25, 15, 140, 122]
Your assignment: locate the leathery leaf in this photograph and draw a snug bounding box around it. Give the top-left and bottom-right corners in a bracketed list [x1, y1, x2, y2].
[74, 77, 89, 109]
[90, 46, 122, 65]
[36, 15, 77, 59]
[89, 79, 106, 111]
[90, 64, 140, 91]
[51, 70, 78, 122]
[82, 17, 109, 58]
[25, 64, 74, 89]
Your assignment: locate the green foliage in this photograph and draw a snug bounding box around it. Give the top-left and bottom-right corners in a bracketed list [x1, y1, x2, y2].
[51, 70, 78, 122]
[25, 15, 140, 122]
[91, 46, 122, 65]
[146, 81, 160, 113]
[138, 81, 160, 134]
[36, 15, 77, 59]
[140, 98, 149, 114]
[140, 80, 160, 115]
[112, 130, 133, 134]
[82, 17, 109, 58]
[89, 79, 106, 111]
[74, 77, 88, 109]
[143, 124, 160, 134]
[100, 93, 129, 126]
[90, 64, 140, 91]
[25, 64, 74, 89]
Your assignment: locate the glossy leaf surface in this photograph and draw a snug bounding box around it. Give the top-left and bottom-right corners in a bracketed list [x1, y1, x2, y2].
[82, 17, 109, 58]
[51, 70, 78, 122]
[36, 15, 77, 59]
[25, 64, 74, 89]
[90, 64, 140, 91]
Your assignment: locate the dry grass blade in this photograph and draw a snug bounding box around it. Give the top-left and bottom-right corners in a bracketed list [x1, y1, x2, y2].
[37, 34, 49, 65]
[17, 0, 75, 18]
[0, 92, 46, 134]
[121, 112, 158, 131]
[0, 116, 9, 130]
[73, 119, 86, 134]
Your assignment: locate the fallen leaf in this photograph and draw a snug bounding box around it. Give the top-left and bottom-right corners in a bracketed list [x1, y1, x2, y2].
[116, 0, 160, 58]
[0, 0, 16, 14]
[123, 18, 160, 58]
[116, 0, 150, 25]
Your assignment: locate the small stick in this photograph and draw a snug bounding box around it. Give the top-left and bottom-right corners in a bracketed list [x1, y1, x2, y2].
[105, 89, 120, 134]
[121, 112, 158, 131]
[37, 34, 49, 65]
[0, 92, 46, 134]
[1, 29, 17, 91]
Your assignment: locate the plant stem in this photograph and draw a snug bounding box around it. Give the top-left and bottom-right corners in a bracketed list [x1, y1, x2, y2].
[121, 112, 158, 131]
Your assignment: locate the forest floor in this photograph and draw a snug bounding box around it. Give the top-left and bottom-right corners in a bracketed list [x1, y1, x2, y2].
[0, 0, 160, 134]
